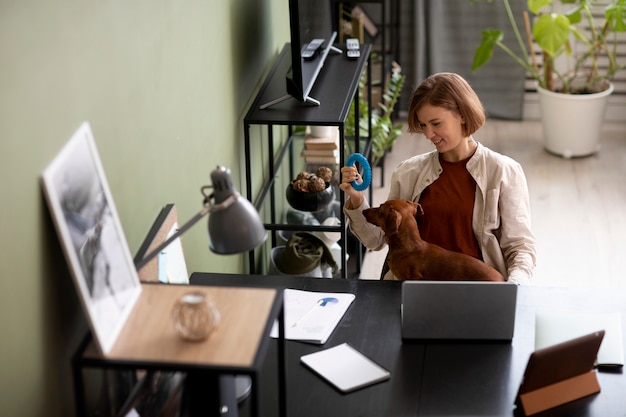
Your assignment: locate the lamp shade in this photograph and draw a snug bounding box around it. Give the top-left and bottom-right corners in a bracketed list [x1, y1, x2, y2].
[208, 166, 267, 254]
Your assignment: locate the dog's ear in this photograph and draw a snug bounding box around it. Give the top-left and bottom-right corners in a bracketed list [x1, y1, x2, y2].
[412, 202, 424, 226]
[412, 202, 425, 217]
[385, 207, 402, 234]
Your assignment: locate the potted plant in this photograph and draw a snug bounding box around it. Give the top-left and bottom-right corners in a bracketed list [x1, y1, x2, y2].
[346, 62, 406, 170]
[470, 0, 626, 157]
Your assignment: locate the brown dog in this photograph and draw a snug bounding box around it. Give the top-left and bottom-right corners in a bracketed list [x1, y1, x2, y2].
[363, 199, 504, 281]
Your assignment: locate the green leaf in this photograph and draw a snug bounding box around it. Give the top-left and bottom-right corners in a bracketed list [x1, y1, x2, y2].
[564, 4, 583, 25]
[606, 0, 626, 32]
[472, 28, 502, 71]
[533, 13, 570, 57]
[527, 0, 551, 15]
[570, 26, 590, 47]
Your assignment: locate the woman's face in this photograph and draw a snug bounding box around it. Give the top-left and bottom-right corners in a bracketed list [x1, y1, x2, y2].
[416, 104, 467, 154]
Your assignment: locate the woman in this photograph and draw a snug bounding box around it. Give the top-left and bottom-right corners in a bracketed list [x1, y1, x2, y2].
[340, 72, 536, 284]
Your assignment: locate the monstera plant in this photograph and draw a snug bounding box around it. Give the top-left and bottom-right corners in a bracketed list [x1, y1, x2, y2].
[471, 0, 626, 157]
[471, 0, 626, 94]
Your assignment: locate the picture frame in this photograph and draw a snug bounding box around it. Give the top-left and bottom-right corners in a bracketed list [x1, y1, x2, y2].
[134, 203, 189, 284]
[41, 122, 142, 355]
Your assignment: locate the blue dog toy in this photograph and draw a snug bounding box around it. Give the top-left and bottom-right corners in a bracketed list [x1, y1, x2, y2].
[345, 153, 372, 191]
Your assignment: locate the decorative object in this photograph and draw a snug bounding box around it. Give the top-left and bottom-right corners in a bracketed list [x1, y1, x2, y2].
[269, 246, 334, 278]
[314, 217, 345, 267]
[171, 291, 221, 342]
[286, 182, 334, 212]
[470, 0, 626, 157]
[41, 122, 143, 354]
[286, 167, 335, 212]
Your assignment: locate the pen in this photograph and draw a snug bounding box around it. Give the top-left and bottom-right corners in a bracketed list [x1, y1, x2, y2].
[292, 297, 339, 327]
[292, 298, 324, 327]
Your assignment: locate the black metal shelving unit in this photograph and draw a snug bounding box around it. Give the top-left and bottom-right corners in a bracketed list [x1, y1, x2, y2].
[243, 43, 372, 279]
[333, 0, 400, 111]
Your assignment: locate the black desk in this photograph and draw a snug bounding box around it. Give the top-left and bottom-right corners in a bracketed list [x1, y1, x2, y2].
[190, 273, 626, 417]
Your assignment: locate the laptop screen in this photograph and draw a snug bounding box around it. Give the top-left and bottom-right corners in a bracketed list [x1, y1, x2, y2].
[401, 281, 518, 341]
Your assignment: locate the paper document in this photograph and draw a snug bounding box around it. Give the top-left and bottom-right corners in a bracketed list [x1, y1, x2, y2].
[300, 343, 390, 393]
[271, 289, 355, 344]
[535, 309, 624, 367]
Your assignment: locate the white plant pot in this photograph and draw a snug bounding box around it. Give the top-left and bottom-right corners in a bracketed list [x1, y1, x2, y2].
[537, 83, 614, 158]
[309, 125, 336, 138]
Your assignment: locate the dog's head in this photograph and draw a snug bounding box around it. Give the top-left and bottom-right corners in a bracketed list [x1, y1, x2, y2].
[363, 200, 423, 235]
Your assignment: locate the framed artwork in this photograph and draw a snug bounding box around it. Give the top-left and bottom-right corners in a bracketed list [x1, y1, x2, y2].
[41, 122, 142, 354]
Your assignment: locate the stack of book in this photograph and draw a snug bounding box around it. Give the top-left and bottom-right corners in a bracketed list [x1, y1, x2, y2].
[301, 131, 340, 167]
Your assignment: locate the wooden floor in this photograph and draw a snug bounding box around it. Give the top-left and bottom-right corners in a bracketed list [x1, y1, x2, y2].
[361, 119, 626, 289]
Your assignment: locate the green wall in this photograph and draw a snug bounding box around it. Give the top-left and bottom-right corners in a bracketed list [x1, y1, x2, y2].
[0, 0, 288, 415]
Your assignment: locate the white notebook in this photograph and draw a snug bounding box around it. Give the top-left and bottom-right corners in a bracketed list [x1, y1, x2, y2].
[300, 343, 390, 393]
[535, 309, 624, 367]
[271, 289, 355, 344]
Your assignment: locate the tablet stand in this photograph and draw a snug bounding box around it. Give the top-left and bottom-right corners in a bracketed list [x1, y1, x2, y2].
[517, 370, 600, 415]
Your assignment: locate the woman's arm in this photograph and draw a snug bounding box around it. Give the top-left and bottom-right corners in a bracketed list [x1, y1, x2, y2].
[340, 166, 387, 250]
[497, 162, 537, 284]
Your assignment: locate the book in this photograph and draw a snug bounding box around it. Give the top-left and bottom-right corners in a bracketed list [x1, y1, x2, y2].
[300, 343, 390, 393]
[301, 148, 339, 158]
[535, 309, 624, 367]
[304, 135, 339, 151]
[302, 155, 340, 164]
[271, 289, 355, 344]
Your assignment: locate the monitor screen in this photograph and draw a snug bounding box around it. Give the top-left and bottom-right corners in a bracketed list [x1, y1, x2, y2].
[286, 0, 336, 103]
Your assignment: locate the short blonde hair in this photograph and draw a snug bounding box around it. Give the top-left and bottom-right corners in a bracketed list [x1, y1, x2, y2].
[407, 73, 486, 136]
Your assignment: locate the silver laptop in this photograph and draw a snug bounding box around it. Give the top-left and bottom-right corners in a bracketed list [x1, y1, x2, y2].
[401, 281, 518, 341]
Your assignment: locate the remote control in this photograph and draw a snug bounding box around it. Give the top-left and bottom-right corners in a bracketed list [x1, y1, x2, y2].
[302, 38, 325, 59]
[347, 49, 360, 59]
[346, 38, 360, 50]
[308, 38, 325, 49]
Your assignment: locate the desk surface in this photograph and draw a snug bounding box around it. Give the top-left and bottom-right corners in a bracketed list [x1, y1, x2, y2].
[190, 273, 626, 417]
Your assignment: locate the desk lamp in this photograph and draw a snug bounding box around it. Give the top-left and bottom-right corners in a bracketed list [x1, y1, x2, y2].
[134, 166, 266, 416]
[134, 165, 267, 271]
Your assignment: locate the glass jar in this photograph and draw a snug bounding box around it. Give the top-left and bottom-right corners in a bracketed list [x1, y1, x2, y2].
[171, 291, 221, 342]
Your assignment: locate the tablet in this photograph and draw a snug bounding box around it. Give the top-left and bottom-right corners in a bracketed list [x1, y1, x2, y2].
[300, 343, 390, 393]
[518, 330, 604, 394]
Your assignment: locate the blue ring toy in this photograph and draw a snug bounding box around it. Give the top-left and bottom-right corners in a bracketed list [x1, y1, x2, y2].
[346, 153, 372, 191]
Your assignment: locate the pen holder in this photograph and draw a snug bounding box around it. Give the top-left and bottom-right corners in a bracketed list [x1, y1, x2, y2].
[171, 291, 221, 342]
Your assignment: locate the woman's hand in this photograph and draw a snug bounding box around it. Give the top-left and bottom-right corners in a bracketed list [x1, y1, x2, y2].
[339, 165, 364, 207]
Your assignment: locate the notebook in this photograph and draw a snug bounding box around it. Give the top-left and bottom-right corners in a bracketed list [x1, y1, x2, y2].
[401, 281, 518, 341]
[300, 343, 390, 393]
[270, 289, 356, 344]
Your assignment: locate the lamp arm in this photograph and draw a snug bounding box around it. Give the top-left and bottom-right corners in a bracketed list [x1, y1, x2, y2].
[134, 192, 241, 272]
[134, 206, 211, 271]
